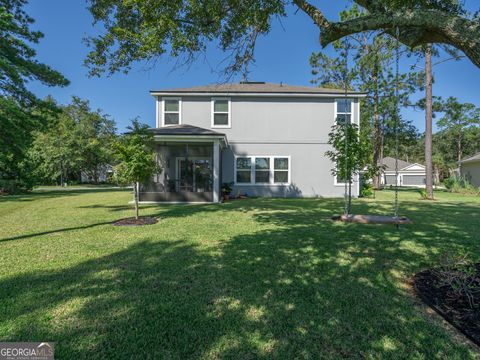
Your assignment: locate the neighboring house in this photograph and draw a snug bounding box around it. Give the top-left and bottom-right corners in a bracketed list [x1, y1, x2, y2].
[380, 157, 427, 187]
[140, 81, 365, 203]
[80, 164, 114, 183]
[459, 152, 480, 187]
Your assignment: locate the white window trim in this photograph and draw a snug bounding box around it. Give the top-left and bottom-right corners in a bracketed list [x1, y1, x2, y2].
[162, 97, 182, 127]
[334, 98, 354, 125]
[211, 97, 231, 128]
[234, 155, 291, 186]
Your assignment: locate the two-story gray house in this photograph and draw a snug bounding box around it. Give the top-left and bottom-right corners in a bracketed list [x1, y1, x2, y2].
[139, 81, 365, 203]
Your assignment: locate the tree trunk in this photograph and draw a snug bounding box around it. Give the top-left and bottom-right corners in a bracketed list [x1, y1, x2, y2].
[134, 182, 139, 220]
[457, 133, 463, 173]
[424, 44, 434, 200]
[372, 59, 382, 189]
[378, 115, 385, 188]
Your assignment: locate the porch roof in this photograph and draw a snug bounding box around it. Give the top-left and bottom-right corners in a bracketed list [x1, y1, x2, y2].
[150, 124, 223, 136]
[150, 124, 228, 146]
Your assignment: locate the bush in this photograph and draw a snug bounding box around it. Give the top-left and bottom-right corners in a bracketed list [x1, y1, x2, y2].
[444, 175, 479, 195]
[360, 183, 374, 198]
[0, 178, 33, 194]
[418, 188, 428, 199]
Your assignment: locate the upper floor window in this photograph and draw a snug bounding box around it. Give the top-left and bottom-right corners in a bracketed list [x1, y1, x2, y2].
[335, 98, 352, 124]
[163, 97, 181, 126]
[211, 97, 231, 128]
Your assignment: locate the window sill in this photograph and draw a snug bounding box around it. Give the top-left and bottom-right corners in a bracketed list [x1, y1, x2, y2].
[234, 183, 291, 187]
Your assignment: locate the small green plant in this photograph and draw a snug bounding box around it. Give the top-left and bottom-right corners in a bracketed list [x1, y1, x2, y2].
[221, 182, 233, 198]
[433, 252, 479, 309]
[360, 183, 374, 198]
[444, 175, 479, 195]
[418, 188, 428, 199]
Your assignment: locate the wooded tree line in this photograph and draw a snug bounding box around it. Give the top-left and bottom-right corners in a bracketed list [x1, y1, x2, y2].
[29, 97, 117, 186]
[311, 4, 480, 188]
[2, 0, 480, 194]
[0, 0, 119, 192]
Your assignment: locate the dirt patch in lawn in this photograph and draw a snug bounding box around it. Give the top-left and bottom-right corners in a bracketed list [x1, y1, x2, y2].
[414, 264, 480, 346]
[112, 217, 158, 226]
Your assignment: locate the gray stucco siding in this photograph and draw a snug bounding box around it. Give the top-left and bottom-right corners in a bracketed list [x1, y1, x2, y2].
[221, 143, 358, 198]
[156, 94, 361, 199]
[158, 96, 360, 143]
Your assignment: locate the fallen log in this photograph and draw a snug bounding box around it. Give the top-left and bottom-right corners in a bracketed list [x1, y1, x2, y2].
[332, 214, 412, 225]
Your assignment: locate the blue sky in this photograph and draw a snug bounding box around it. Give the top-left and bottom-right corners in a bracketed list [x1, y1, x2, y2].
[26, 0, 480, 133]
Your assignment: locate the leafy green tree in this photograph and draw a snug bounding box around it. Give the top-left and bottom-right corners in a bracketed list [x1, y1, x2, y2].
[66, 97, 117, 183]
[29, 106, 80, 186]
[0, 0, 69, 192]
[436, 97, 480, 169]
[325, 120, 367, 215]
[84, 0, 480, 78]
[114, 119, 159, 219]
[28, 97, 117, 185]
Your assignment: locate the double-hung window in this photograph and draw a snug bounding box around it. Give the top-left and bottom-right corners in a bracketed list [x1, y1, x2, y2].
[335, 98, 352, 124]
[236, 157, 252, 184]
[211, 98, 231, 128]
[274, 158, 289, 183]
[235, 156, 290, 185]
[163, 97, 181, 126]
[255, 158, 270, 183]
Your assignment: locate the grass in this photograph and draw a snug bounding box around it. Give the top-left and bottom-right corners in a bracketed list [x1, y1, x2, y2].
[0, 188, 479, 359]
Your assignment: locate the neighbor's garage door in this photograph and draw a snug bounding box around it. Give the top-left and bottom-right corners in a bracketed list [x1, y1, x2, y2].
[403, 175, 425, 186]
[384, 175, 397, 185]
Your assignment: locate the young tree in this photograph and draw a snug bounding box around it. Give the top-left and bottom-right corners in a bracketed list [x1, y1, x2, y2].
[0, 0, 69, 192]
[437, 97, 480, 171]
[325, 120, 367, 215]
[114, 119, 159, 220]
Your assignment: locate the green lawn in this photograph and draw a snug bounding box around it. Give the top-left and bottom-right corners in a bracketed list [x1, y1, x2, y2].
[0, 189, 479, 359]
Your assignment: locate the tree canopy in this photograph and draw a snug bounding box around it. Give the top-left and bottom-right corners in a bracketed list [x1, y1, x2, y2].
[85, 0, 480, 77]
[29, 97, 117, 185]
[0, 0, 69, 192]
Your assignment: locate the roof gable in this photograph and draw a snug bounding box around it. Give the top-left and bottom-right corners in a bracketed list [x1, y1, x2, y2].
[459, 152, 480, 164]
[401, 163, 426, 171]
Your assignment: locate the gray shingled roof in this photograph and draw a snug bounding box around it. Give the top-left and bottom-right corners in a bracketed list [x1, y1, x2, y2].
[150, 82, 364, 95]
[149, 124, 225, 136]
[380, 157, 413, 171]
[459, 152, 480, 163]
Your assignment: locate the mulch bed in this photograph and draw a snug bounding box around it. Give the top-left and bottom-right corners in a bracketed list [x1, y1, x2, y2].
[413, 264, 480, 346]
[112, 217, 158, 226]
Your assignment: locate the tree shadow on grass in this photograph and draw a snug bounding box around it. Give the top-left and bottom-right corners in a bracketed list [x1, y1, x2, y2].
[0, 221, 115, 243]
[0, 188, 130, 204]
[0, 198, 478, 358]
